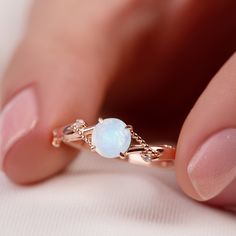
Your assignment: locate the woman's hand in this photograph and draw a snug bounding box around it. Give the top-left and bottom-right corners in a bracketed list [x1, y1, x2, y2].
[1, 0, 236, 207]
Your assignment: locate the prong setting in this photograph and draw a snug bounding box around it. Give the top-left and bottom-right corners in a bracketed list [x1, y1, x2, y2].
[125, 125, 133, 130]
[90, 145, 96, 151]
[119, 152, 128, 160]
[98, 117, 104, 123]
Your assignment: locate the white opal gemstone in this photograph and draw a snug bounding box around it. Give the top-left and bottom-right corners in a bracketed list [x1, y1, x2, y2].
[92, 118, 131, 158]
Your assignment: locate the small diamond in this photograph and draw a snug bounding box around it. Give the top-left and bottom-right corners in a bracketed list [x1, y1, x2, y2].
[91, 118, 131, 158]
[76, 119, 85, 126]
[71, 119, 84, 132]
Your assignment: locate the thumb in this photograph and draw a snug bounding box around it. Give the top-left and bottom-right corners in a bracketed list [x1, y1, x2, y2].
[0, 1, 124, 184]
[176, 52, 236, 206]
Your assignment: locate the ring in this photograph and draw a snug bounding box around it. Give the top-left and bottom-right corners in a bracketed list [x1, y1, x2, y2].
[52, 118, 176, 168]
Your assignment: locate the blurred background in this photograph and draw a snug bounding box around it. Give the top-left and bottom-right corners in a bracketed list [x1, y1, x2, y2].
[0, 1, 236, 236]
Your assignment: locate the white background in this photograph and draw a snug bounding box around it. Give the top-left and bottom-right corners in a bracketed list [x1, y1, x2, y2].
[0, 1, 235, 235]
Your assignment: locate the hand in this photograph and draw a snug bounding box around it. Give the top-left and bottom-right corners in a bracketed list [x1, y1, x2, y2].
[1, 0, 236, 207]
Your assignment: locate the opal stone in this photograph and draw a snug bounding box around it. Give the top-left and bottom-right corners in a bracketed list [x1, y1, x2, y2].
[91, 118, 131, 158]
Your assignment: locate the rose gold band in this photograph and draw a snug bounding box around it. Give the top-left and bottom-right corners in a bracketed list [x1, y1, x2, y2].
[52, 118, 175, 168]
[120, 144, 175, 168]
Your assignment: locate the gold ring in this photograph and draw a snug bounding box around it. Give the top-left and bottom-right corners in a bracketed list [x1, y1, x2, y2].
[52, 118, 175, 168]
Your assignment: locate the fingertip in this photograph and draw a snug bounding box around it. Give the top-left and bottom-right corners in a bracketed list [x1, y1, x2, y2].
[3, 127, 77, 184]
[175, 54, 236, 205]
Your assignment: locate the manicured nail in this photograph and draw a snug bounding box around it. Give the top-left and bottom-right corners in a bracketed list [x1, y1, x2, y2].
[0, 87, 38, 168]
[187, 128, 236, 200]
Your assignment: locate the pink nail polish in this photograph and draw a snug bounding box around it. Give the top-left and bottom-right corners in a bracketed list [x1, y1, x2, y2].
[188, 129, 236, 200]
[0, 87, 38, 168]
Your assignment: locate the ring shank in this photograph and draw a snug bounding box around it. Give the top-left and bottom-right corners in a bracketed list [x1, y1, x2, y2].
[123, 145, 175, 168]
[52, 122, 175, 168]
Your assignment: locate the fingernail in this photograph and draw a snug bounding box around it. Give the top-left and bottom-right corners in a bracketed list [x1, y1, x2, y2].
[187, 129, 236, 200]
[0, 87, 38, 168]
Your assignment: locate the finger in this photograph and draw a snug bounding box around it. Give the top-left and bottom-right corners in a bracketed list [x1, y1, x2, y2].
[104, 0, 236, 140]
[176, 52, 236, 206]
[0, 0, 164, 184]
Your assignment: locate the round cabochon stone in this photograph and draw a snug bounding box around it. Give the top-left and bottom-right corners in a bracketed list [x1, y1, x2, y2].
[91, 118, 131, 158]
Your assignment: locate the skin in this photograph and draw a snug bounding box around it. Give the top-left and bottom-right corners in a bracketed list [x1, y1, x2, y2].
[1, 0, 236, 207]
